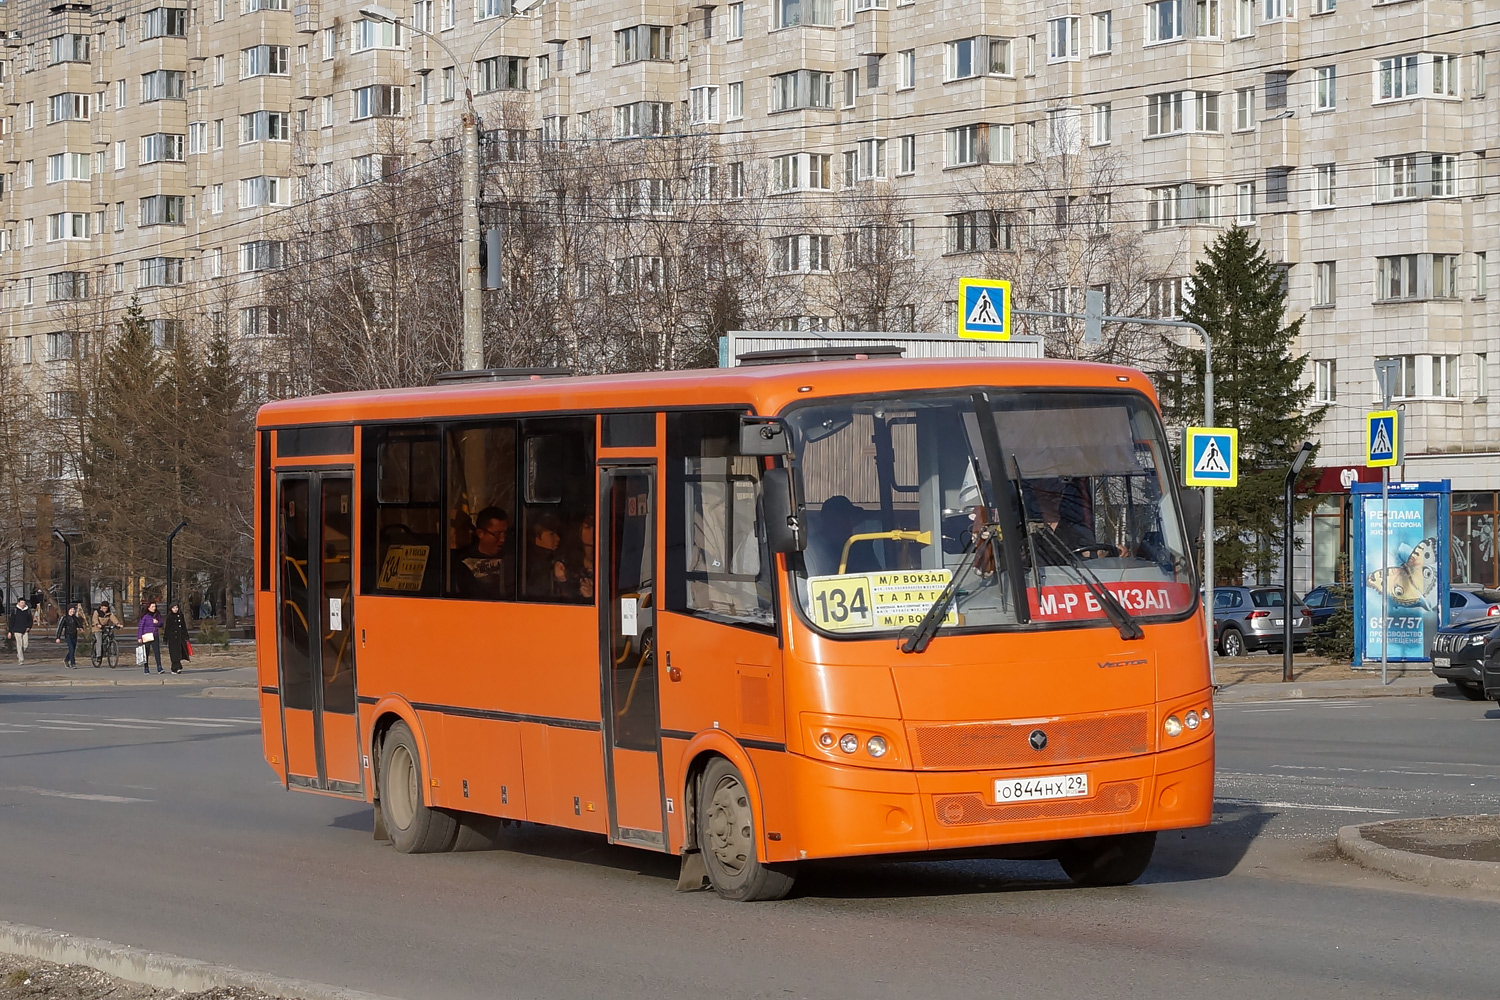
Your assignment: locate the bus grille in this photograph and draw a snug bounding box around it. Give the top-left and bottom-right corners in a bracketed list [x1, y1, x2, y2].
[911, 712, 1151, 770]
[933, 780, 1142, 827]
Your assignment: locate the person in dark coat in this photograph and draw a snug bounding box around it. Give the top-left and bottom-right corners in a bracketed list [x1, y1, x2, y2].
[164, 601, 191, 674]
[137, 601, 164, 674]
[7, 599, 33, 665]
[55, 603, 84, 669]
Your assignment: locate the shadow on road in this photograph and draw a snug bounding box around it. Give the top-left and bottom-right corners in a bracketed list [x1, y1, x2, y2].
[0, 693, 71, 705]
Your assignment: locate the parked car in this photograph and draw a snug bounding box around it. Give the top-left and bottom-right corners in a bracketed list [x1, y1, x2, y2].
[1447, 585, 1500, 625]
[1301, 585, 1348, 627]
[1212, 586, 1313, 657]
[1430, 618, 1500, 700]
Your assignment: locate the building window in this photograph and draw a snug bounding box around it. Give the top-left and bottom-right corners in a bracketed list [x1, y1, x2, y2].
[1377, 255, 1420, 301]
[1264, 71, 1289, 109]
[140, 132, 185, 163]
[614, 255, 666, 291]
[1092, 11, 1112, 53]
[138, 258, 183, 288]
[614, 101, 671, 137]
[856, 138, 886, 180]
[240, 175, 290, 207]
[1146, 0, 1184, 43]
[49, 34, 90, 64]
[1431, 153, 1459, 197]
[46, 212, 90, 241]
[728, 3, 744, 38]
[684, 85, 719, 124]
[771, 70, 833, 111]
[1195, 0, 1222, 37]
[239, 240, 286, 272]
[1431, 354, 1459, 397]
[241, 45, 289, 78]
[1432, 53, 1460, 96]
[1234, 0, 1253, 34]
[241, 111, 290, 142]
[898, 48, 915, 89]
[770, 152, 833, 192]
[1234, 87, 1255, 130]
[47, 93, 91, 123]
[1313, 261, 1336, 306]
[476, 57, 526, 93]
[947, 124, 979, 165]
[1477, 354, 1489, 399]
[614, 25, 673, 64]
[1432, 254, 1460, 298]
[770, 234, 832, 273]
[945, 36, 1010, 80]
[1375, 155, 1419, 201]
[46, 152, 91, 182]
[141, 69, 186, 101]
[727, 82, 743, 119]
[842, 68, 859, 107]
[1236, 182, 1255, 222]
[47, 271, 89, 301]
[1377, 55, 1419, 101]
[352, 18, 403, 51]
[1476, 251, 1489, 298]
[1091, 102, 1112, 144]
[1313, 0, 1334, 11]
[139, 194, 186, 226]
[1047, 16, 1080, 61]
[141, 7, 188, 39]
[777, 0, 836, 27]
[945, 210, 1010, 253]
[1262, 0, 1291, 21]
[897, 134, 916, 174]
[1265, 167, 1289, 203]
[1313, 163, 1335, 207]
[1314, 359, 1336, 401]
[1146, 277, 1185, 318]
[1314, 66, 1336, 110]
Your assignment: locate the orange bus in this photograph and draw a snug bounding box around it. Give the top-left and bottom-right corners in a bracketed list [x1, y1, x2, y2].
[255, 356, 1213, 900]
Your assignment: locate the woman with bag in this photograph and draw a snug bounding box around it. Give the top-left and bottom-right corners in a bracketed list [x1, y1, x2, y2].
[164, 601, 191, 674]
[137, 600, 164, 674]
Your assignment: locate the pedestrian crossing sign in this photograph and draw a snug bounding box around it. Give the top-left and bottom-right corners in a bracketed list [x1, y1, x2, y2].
[957, 277, 1012, 340]
[1366, 410, 1399, 467]
[1183, 427, 1239, 487]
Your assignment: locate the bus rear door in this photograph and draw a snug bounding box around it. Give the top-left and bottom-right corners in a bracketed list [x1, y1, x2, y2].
[276, 471, 362, 794]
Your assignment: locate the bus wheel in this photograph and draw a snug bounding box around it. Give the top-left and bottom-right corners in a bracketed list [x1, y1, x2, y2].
[1058, 832, 1156, 887]
[697, 758, 795, 902]
[379, 721, 458, 854]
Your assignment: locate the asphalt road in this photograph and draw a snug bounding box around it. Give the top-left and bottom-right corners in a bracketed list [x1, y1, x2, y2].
[0, 685, 1496, 1000]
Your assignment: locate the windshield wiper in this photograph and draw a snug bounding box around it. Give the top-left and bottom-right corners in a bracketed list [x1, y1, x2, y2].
[899, 525, 1001, 654]
[1030, 524, 1144, 641]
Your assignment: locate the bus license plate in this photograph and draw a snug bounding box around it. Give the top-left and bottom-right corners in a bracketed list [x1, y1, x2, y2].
[994, 773, 1088, 804]
[1434, 656, 1451, 668]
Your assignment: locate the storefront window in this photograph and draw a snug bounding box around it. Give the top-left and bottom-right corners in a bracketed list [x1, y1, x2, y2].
[1451, 491, 1498, 587]
[1311, 494, 1348, 586]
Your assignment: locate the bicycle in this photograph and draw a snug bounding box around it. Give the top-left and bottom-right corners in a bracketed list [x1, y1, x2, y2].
[91, 625, 120, 669]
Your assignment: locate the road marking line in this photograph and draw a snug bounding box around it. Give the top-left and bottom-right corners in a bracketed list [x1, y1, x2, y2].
[35, 726, 93, 732]
[169, 716, 258, 724]
[1215, 797, 1401, 815]
[107, 718, 233, 728]
[1270, 764, 1500, 779]
[34, 719, 157, 730]
[0, 785, 150, 803]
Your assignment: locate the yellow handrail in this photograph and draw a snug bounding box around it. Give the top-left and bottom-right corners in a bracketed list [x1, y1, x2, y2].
[838, 529, 932, 575]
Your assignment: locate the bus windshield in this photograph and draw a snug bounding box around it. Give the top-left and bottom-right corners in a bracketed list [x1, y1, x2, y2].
[786, 389, 1195, 637]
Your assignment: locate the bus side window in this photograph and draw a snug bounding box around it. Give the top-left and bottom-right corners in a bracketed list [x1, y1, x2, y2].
[363, 426, 443, 597]
[445, 422, 518, 601]
[664, 410, 774, 629]
[518, 416, 595, 604]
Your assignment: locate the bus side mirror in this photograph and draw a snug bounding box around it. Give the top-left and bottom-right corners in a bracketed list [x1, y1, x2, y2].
[761, 468, 805, 554]
[1179, 488, 1204, 545]
[740, 416, 793, 456]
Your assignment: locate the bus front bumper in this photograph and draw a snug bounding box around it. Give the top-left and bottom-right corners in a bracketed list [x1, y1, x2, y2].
[766, 735, 1213, 863]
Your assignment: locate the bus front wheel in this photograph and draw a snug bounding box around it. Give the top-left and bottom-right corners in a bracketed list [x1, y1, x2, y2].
[697, 758, 795, 902]
[378, 721, 458, 854]
[1058, 832, 1156, 887]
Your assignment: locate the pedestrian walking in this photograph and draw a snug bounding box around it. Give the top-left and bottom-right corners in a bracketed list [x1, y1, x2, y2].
[7, 599, 34, 665]
[137, 600, 164, 675]
[164, 601, 190, 674]
[55, 602, 84, 669]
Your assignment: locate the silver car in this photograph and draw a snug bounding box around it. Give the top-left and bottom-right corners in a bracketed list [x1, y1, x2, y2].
[1448, 585, 1500, 625]
[1212, 586, 1313, 657]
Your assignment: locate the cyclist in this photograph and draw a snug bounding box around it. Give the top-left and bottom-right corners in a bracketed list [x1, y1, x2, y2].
[91, 602, 122, 667]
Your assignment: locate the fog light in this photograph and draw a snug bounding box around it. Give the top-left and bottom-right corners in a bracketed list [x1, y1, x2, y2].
[866, 735, 888, 758]
[839, 733, 859, 754]
[1185, 711, 1200, 730]
[1164, 715, 1184, 738]
[819, 732, 836, 749]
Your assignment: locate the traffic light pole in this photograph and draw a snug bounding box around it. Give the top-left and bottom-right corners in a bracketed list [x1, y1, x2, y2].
[1012, 305, 1215, 672]
[461, 110, 482, 370]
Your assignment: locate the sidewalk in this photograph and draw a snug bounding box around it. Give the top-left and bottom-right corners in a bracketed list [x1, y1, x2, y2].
[1212, 654, 1452, 703]
[0, 639, 257, 689]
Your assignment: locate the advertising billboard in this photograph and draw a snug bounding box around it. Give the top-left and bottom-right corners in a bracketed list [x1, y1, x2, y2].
[1352, 481, 1451, 665]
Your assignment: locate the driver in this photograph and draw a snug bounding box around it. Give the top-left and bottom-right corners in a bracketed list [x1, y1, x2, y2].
[1028, 478, 1120, 557]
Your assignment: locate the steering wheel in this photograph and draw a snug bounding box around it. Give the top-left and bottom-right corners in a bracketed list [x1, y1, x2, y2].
[1074, 544, 1117, 559]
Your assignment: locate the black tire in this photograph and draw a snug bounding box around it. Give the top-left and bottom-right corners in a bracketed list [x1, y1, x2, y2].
[1455, 681, 1488, 701]
[378, 721, 458, 854]
[449, 811, 503, 852]
[1219, 627, 1245, 658]
[697, 757, 795, 901]
[105, 637, 119, 669]
[1058, 832, 1156, 887]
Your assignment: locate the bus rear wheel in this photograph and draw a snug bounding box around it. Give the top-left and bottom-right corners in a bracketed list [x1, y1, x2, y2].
[378, 721, 458, 854]
[1058, 832, 1156, 887]
[697, 758, 795, 902]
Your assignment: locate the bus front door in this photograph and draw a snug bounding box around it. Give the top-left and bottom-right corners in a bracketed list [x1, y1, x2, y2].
[599, 465, 667, 849]
[277, 471, 363, 795]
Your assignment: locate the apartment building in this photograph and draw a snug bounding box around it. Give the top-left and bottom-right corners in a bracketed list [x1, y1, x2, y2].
[2, 0, 1496, 585]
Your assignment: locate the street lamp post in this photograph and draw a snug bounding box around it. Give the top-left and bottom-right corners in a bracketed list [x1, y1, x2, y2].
[1283, 441, 1314, 682]
[359, 0, 543, 371]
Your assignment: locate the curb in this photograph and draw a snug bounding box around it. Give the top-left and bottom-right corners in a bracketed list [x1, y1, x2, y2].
[1214, 680, 1440, 703]
[1336, 819, 1500, 893]
[0, 919, 404, 1000]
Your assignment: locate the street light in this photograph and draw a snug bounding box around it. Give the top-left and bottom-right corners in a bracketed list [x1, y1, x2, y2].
[359, 0, 543, 371]
[1283, 440, 1314, 682]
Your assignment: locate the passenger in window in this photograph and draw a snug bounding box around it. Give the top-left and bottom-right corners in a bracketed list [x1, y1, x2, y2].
[808, 495, 875, 575]
[558, 514, 595, 600]
[525, 513, 569, 598]
[452, 506, 514, 599]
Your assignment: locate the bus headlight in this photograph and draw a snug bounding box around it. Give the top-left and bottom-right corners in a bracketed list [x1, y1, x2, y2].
[1164, 715, 1184, 738]
[1185, 711, 1200, 730]
[866, 735, 888, 758]
[818, 732, 836, 749]
[839, 733, 860, 754]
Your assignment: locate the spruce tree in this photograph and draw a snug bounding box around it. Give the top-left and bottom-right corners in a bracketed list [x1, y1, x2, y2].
[1163, 227, 1329, 582]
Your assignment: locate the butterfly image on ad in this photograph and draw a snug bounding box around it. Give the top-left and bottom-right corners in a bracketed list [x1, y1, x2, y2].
[1366, 536, 1438, 611]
